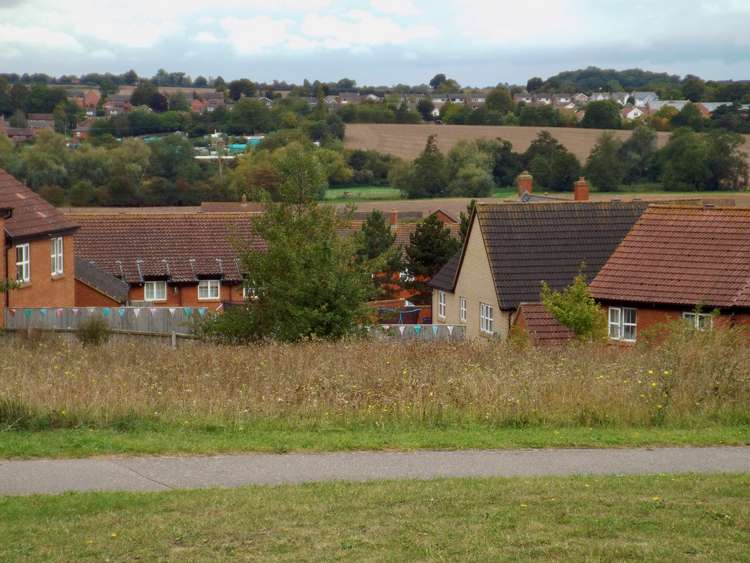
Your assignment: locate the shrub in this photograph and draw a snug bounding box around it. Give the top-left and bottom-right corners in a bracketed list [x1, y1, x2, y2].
[75, 317, 111, 346]
[541, 273, 607, 340]
[0, 396, 34, 431]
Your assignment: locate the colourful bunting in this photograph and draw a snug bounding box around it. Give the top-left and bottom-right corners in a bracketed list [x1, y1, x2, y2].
[432, 325, 439, 336]
[133, 308, 141, 318]
[72, 308, 79, 315]
[414, 325, 422, 336]
[198, 307, 207, 317]
[118, 308, 126, 318]
[447, 325, 454, 335]
[102, 308, 111, 317]
[23, 309, 32, 319]
[183, 307, 193, 316]
[39, 308, 48, 317]
[55, 308, 63, 318]
[168, 308, 176, 316]
[398, 325, 405, 335]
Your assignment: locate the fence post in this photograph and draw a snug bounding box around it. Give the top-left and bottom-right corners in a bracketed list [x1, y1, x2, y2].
[171, 331, 177, 349]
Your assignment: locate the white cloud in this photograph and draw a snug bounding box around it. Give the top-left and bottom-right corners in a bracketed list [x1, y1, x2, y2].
[0, 22, 83, 52]
[370, 0, 420, 17]
[196, 31, 223, 44]
[90, 49, 116, 60]
[220, 16, 300, 55]
[300, 10, 438, 50]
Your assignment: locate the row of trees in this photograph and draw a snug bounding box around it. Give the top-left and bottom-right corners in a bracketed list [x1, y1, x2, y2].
[389, 126, 748, 197]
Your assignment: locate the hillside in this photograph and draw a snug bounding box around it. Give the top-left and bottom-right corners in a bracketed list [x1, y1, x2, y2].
[344, 123, 750, 163]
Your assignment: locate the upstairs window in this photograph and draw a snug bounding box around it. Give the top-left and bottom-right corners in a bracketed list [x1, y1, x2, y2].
[608, 307, 637, 342]
[459, 297, 467, 322]
[198, 279, 221, 301]
[144, 281, 167, 302]
[15, 244, 30, 283]
[50, 237, 64, 276]
[438, 290, 446, 318]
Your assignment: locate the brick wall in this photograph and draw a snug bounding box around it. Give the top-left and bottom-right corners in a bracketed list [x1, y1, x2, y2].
[129, 280, 244, 309]
[6, 234, 76, 309]
[75, 280, 120, 307]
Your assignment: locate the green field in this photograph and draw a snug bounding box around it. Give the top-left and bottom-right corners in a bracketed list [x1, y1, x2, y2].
[324, 185, 401, 201]
[3, 474, 748, 561]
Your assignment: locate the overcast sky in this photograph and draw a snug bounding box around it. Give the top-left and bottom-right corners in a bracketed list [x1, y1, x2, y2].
[1, 0, 749, 86]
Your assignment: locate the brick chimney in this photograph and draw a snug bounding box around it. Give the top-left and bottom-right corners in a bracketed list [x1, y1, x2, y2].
[574, 177, 590, 201]
[390, 209, 398, 232]
[516, 171, 533, 196]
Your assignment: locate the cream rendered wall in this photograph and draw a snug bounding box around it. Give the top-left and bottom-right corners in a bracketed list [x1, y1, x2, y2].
[432, 214, 510, 339]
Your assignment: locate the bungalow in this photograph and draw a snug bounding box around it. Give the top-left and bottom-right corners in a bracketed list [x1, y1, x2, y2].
[590, 205, 750, 343]
[26, 113, 55, 131]
[631, 91, 659, 107]
[72, 213, 265, 309]
[429, 181, 648, 339]
[0, 169, 79, 324]
[621, 105, 645, 121]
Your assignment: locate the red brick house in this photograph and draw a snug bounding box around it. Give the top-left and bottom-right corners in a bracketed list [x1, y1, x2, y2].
[72, 213, 265, 309]
[0, 169, 79, 325]
[590, 206, 750, 342]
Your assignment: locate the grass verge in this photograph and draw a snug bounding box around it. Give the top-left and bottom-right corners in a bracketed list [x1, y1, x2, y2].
[2, 474, 749, 560]
[2, 423, 749, 459]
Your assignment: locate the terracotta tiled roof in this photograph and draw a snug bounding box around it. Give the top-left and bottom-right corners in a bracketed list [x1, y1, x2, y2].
[477, 201, 648, 310]
[590, 206, 750, 308]
[0, 168, 78, 240]
[73, 213, 265, 284]
[515, 302, 576, 346]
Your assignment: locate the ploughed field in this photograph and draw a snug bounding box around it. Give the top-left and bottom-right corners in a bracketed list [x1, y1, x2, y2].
[344, 123, 750, 163]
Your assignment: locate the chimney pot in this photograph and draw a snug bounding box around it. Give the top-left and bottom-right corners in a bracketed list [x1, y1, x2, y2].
[390, 209, 398, 230]
[574, 177, 590, 201]
[516, 171, 533, 196]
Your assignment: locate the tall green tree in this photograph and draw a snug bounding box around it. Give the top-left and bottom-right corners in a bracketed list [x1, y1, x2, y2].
[485, 86, 513, 114]
[405, 214, 460, 278]
[203, 163, 373, 342]
[619, 126, 658, 184]
[581, 100, 622, 129]
[398, 135, 448, 198]
[416, 97, 434, 121]
[585, 132, 625, 191]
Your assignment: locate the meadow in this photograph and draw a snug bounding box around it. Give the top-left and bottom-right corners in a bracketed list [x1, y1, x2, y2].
[1, 324, 749, 458]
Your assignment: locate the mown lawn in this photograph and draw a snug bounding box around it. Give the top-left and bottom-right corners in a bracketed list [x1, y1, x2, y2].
[324, 186, 401, 200]
[3, 423, 749, 459]
[2, 473, 749, 561]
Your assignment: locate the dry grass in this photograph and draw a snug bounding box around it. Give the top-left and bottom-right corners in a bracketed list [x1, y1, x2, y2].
[344, 123, 750, 163]
[1, 325, 749, 431]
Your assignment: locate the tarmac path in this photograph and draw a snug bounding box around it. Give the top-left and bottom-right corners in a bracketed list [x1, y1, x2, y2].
[2, 446, 749, 496]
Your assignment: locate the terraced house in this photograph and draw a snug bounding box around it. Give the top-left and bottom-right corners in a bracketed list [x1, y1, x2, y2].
[72, 213, 265, 309]
[430, 199, 648, 339]
[0, 169, 79, 324]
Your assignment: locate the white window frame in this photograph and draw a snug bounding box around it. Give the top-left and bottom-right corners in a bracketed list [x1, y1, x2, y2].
[50, 236, 64, 276]
[198, 279, 221, 301]
[459, 296, 467, 323]
[15, 243, 30, 283]
[608, 306, 637, 342]
[438, 290, 446, 319]
[144, 281, 167, 302]
[683, 312, 713, 331]
[480, 302, 494, 334]
[242, 285, 257, 300]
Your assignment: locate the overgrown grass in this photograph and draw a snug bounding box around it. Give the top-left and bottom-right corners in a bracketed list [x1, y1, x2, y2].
[1, 324, 749, 455]
[3, 474, 749, 560]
